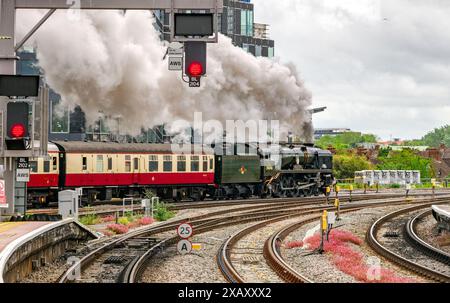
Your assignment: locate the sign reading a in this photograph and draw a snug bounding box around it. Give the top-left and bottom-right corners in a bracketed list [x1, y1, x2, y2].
[0, 180, 7, 208]
[16, 169, 30, 182]
[189, 76, 201, 88]
[169, 57, 183, 71]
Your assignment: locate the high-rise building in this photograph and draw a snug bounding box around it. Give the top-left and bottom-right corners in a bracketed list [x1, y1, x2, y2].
[154, 0, 275, 58]
[220, 0, 275, 57]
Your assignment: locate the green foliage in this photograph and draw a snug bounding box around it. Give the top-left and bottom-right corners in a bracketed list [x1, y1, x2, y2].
[333, 155, 373, 179]
[79, 214, 101, 226]
[315, 132, 378, 150]
[401, 139, 426, 146]
[376, 149, 434, 178]
[420, 125, 450, 147]
[154, 203, 175, 221]
[118, 217, 130, 225]
[378, 147, 391, 158]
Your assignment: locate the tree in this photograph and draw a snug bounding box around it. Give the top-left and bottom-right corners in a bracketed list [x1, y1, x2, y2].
[315, 132, 378, 150]
[421, 125, 450, 147]
[333, 154, 373, 179]
[376, 149, 434, 178]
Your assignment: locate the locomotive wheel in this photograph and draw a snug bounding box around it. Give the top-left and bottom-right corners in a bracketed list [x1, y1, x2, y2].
[286, 177, 296, 197]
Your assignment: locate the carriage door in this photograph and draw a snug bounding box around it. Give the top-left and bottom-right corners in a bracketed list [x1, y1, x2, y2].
[132, 156, 140, 184]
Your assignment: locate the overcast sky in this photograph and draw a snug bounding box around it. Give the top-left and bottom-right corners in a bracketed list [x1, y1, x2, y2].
[253, 0, 450, 140]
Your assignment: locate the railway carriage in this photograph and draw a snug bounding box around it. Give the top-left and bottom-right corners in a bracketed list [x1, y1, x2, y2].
[27, 142, 215, 205]
[27, 143, 60, 206]
[27, 141, 334, 206]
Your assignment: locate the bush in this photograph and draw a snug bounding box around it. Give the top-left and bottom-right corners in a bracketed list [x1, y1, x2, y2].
[106, 223, 129, 234]
[285, 240, 304, 249]
[118, 217, 130, 225]
[303, 229, 415, 283]
[139, 217, 155, 226]
[333, 155, 373, 179]
[79, 214, 101, 226]
[101, 215, 116, 223]
[377, 149, 434, 178]
[154, 203, 175, 221]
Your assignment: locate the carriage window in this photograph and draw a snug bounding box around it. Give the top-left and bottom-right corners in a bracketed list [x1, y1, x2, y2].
[202, 156, 208, 172]
[209, 158, 214, 170]
[134, 158, 139, 170]
[149, 155, 159, 172]
[43, 160, 50, 173]
[191, 156, 199, 172]
[163, 155, 172, 172]
[107, 157, 113, 171]
[52, 157, 58, 171]
[177, 156, 186, 172]
[96, 155, 104, 172]
[82, 157, 87, 170]
[125, 155, 131, 172]
[30, 161, 38, 173]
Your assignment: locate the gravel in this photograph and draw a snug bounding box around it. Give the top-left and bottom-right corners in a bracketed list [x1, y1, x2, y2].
[140, 223, 255, 283]
[378, 209, 450, 277]
[231, 218, 302, 283]
[415, 212, 450, 254]
[282, 205, 429, 283]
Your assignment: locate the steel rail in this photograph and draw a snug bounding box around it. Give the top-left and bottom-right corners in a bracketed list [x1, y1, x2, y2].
[366, 203, 450, 283]
[405, 209, 450, 266]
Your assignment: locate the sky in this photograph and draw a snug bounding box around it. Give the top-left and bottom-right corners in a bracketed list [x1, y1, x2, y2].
[253, 0, 450, 140]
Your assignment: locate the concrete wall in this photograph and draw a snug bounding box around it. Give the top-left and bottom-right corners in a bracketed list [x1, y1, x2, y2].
[1, 220, 96, 283]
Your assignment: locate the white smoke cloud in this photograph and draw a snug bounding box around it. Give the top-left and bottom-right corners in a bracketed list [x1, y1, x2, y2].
[17, 10, 313, 141]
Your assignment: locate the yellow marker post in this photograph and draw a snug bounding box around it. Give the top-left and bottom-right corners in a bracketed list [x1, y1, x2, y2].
[335, 198, 341, 221]
[349, 184, 353, 202]
[326, 186, 331, 203]
[431, 179, 436, 199]
[322, 210, 328, 231]
[319, 210, 328, 253]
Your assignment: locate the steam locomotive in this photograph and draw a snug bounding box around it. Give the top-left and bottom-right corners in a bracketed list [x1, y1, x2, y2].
[27, 141, 333, 206]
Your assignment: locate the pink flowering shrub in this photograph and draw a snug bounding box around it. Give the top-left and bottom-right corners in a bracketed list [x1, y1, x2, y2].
[101, 215, 116, 223]
[303, 229, 416, 283]
[138, 217, 155, 226]
[107, 223, 129, 234]
[285, 240, 304, 249]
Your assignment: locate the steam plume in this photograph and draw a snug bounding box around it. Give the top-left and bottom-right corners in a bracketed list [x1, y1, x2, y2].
[17, 10, 314, 142]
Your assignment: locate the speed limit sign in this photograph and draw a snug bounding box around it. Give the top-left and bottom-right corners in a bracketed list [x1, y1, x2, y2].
[177, 222, 193, 239]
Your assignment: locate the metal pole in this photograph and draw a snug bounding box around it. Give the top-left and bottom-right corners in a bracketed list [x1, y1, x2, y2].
[0, 1, 18, 217]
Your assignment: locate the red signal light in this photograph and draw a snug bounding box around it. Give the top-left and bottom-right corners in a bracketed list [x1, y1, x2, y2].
[10, 123, 25, 138]
[188, 61, 203, 77]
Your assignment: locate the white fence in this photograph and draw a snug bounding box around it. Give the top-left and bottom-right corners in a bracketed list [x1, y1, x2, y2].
[355, 170, 421, 185]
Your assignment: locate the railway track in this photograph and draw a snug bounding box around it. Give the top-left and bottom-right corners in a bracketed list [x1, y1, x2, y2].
[405, 209, 450, 265]
[367, 203, 450, 283]
[217, 196, 450, 283]
[58, 194, 450, 283]
[59, 197, 333, 283]
[28, 192, 444, 218]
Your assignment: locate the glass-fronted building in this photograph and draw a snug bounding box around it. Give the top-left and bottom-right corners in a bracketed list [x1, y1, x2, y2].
[220, 0, 274, 57]
[155, 0, 275, 58]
